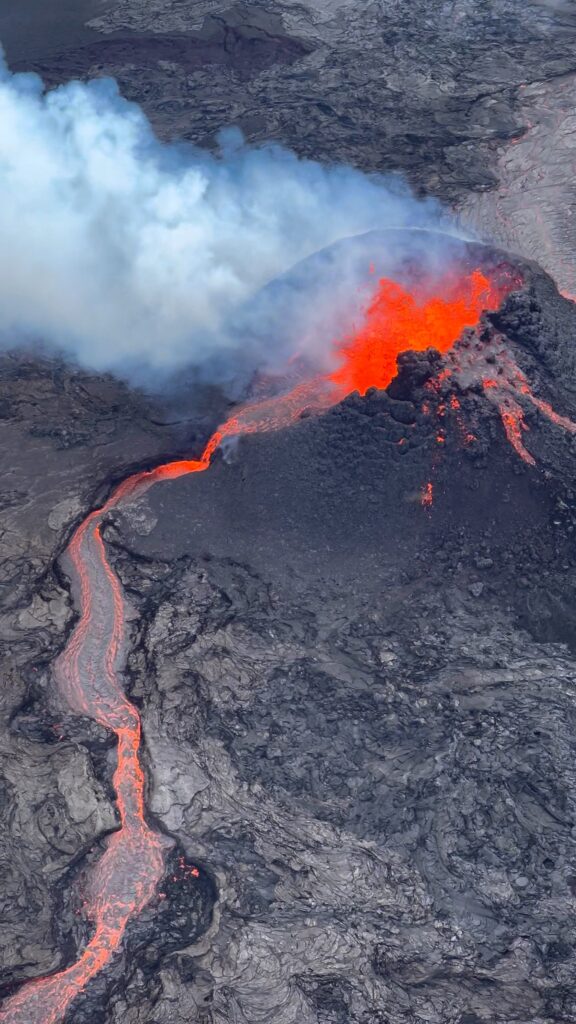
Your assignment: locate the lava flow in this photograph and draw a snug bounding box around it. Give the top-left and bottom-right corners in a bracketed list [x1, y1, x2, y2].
[0, 263, 535, 1024]
[1, 393, 352, 1024]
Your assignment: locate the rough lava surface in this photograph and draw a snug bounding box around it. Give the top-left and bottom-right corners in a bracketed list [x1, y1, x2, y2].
[4, 253, 576, 1023]
[3, 4, 576, 1024]
[101, 266, 576, 1024]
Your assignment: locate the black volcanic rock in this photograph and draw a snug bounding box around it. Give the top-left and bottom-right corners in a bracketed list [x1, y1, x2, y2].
[8, 0, 576, 211]
[80, 264, 576, 1024]
[5, 251, 576, 1024]
[6, 0, 574, 296]
[19, 10, 312, 84]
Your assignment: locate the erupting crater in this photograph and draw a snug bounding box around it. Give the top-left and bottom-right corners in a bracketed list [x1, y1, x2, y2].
[3, 253, 571, 1024]
[329, 268, 510, 397]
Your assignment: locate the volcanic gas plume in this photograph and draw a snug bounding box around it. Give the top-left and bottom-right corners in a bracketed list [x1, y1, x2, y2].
[4, 259, 576, 1024]
[0, 54, 453, 382]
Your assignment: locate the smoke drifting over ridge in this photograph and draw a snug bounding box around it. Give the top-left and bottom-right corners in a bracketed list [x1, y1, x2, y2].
[0, 53, 456, 381]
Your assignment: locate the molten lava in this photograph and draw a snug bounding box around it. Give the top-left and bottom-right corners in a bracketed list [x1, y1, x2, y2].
[329, 269, 510, 397]
[421, 481, 434, 507]
[0, 263, 527, 1024]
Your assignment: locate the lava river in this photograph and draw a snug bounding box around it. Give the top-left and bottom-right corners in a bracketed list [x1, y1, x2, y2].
[1, 264, 566, 1024]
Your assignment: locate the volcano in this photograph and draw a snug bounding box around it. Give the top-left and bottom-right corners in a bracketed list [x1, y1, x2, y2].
[3, 225, 576, 1024]
[5, 1, 576, 1020]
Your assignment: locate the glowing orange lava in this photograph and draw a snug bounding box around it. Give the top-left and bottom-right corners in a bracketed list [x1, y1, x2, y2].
[0, 264, 513, 1024]
[421, 482, 434, 507]
[329, 270, 510, 397]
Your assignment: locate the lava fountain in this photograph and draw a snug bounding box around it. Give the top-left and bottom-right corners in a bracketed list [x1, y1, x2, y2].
[0, 262, 547, 1024]
[329, 268, 509, 396]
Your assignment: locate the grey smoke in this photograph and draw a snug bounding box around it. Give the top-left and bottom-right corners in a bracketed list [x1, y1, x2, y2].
[0, 54, 459, 380]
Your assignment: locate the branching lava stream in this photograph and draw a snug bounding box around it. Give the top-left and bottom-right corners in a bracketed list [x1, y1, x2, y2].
[0, 266, 531, 1024]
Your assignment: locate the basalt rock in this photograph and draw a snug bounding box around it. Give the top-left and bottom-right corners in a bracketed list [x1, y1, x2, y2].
[0, 351, 221, 998]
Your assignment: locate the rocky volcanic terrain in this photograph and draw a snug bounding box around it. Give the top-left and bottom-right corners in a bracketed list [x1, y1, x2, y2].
[4, 247, 576, 1024]
[103, 265, 576, 1024]
[4, 0, 576, 290]
[3, 3, 576, 1024]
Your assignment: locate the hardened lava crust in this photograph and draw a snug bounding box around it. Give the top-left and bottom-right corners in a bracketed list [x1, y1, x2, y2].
[5, 0, 576, 293]
[3, 246, 576, 1023]
[99, 266, 576, 1024]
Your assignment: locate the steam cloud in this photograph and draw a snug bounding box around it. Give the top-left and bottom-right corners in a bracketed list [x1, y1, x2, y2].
[0, 53, 455, 381]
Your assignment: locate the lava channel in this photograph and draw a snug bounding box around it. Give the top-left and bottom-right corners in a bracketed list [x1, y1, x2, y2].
[0, 264, 523, 1024]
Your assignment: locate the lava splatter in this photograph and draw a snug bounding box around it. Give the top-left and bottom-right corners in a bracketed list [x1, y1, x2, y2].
[421, 482, 434, 507]
[442, 332, 576, 466]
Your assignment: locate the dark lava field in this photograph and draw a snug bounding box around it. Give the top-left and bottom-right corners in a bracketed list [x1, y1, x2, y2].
[3, 3, 576, 1024]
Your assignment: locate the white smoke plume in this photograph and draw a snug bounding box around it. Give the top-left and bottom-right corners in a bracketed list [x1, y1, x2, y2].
[0, 53, 454, 381]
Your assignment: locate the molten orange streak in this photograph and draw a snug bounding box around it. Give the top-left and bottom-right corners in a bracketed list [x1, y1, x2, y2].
[500, 406, 536, 466]
[0, 265, 509, 1024]
[0, 507, 167, 1024]
[2, 398, 347, 1024]
[520, 391, 576, 435]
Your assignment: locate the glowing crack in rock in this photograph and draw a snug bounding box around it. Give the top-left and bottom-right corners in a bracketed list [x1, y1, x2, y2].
[421, 481, 434, 507]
